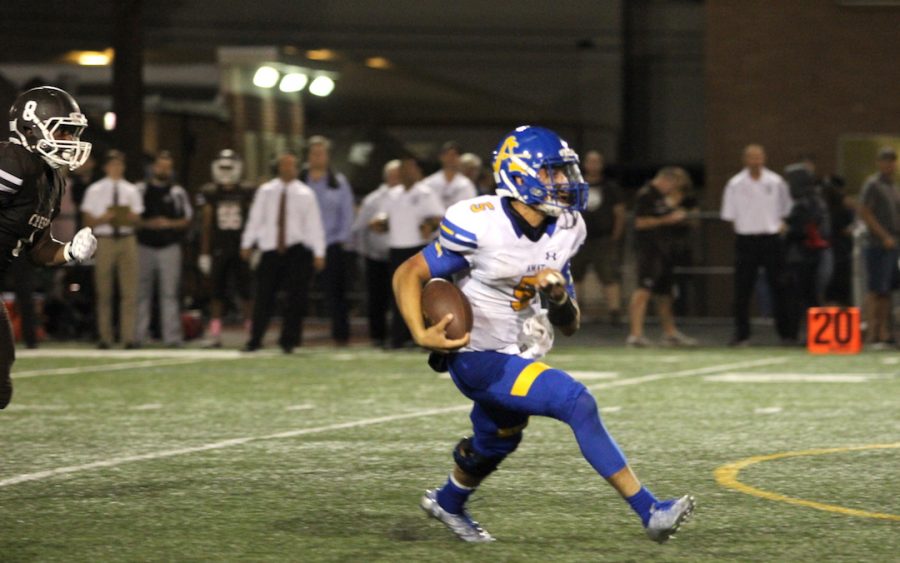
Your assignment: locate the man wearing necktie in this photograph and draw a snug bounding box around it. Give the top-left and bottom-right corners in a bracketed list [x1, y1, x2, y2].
[80, 150, 143, 349]
[241, 153, 326, 353]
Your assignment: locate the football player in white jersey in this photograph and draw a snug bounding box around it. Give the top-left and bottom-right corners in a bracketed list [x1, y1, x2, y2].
[393, 126, 694, 543]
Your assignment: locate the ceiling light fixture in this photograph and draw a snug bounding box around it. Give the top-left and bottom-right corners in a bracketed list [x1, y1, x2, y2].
[252, 66, 280, 88]
[279, 72, 309, 93]
[308, 76, 335, 97]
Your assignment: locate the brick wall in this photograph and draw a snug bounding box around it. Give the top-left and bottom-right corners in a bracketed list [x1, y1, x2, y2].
[702, 1, 900, 316]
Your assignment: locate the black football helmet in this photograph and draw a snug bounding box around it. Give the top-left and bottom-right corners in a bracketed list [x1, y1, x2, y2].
[9, 86, 91, 170]
[211, 149, 243, 185]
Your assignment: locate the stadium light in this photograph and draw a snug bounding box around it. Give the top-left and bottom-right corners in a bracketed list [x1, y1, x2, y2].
[103, 112, 116, 131]
[279, 72, 308, 93]
[252, 66, 280, 88]
[309, 75, 335, 97]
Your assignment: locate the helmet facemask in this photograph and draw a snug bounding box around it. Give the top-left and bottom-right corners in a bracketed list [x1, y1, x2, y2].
[528, 162, 588, 217]
[14, 106, 91, 170]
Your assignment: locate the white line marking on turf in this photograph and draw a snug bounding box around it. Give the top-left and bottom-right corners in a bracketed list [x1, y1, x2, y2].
[602, 406, 622, 413]
[754, 406, 783, 415]
[0, 406, 470, 488]
[131, 403, 163, 411]
[882, 357, 899, 365]
[16, 349, 245, 360]
[705, 373, 879, 383]
[14, 358, 210, 379]
[586, 358, 786, 391]
[0, 357, 786, 489]
[285, 404, 315, 411]
[6, 404, 70, 411]
[569, 371, 619, 381]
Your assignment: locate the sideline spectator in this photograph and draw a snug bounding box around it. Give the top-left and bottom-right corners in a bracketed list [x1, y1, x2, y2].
[80, 150, 142, 348]
[857, 146, 899, 348]
[301, 136, 355, 346]
[459, 153, 482, 186]
[571, 150, 625, 325]
[720, 144, 793, 346]
[822, 175, 855, 305]
[241, 153, 326, 353]
[376, 155, 443, 348]
[627, 167, 698, 347]
[135, 151, 193, 347]
[423, 141, 477, 209]
[352, 160, 398, 347]
[782, 163, 831, 342]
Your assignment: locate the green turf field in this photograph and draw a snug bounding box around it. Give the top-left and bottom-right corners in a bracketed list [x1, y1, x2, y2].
[1, 347, 897, 561]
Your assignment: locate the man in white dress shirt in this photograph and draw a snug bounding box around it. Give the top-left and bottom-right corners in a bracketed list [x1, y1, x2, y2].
[240, 153, 326, 353]
[720, 144, 794, 346]
[374, 155, 444, 348]
[81, 150, 144, 349]
[423, 141, 477, 210]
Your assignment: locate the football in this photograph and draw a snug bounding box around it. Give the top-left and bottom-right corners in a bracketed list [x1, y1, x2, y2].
[421, 278, 474, 340]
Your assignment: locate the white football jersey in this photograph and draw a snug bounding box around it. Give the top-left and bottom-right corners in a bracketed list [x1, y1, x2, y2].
[424, 195, 586, 356]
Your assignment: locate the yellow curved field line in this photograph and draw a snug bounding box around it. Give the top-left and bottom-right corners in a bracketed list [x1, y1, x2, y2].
[714, 443, 900, 521]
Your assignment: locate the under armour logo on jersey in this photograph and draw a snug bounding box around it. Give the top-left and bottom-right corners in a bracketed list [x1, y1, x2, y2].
[545, 251, 557, 261]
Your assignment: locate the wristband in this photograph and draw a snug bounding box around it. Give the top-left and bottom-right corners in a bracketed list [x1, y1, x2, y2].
[547, 292, 577, 327]
[63, 242, 75, 262]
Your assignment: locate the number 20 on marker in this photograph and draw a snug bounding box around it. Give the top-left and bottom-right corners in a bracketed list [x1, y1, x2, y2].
[806, 307, 861, 355]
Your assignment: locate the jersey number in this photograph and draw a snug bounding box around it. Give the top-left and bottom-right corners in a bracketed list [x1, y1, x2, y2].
[216, 203, 243, 230]
[511, 275, 538, 311]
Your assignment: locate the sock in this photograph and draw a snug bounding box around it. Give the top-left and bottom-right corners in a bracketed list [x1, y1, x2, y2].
[209, 318, 222, 338]
[626, 486, 659, 526]
[436, 475, 474, 515]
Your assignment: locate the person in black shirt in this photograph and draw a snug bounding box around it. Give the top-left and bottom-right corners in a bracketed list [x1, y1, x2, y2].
[135, 151, 193, 347]
[0, 86, 98, 409]
[197, 150, 255, 347]
[571, 150, 626, 325]
[627, 167, 697, 347]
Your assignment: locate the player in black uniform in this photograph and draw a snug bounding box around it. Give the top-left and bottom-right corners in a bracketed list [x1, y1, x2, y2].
[0, 86, 98, 409]
[197, 150, 255, 347]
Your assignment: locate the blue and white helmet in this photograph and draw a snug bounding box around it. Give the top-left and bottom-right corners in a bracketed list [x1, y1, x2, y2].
[492, 125, 588, 217]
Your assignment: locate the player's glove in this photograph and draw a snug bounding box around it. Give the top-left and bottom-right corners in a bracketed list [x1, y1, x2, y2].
[517, 312, 555, 360]
[63, 227, 97, 263]
[198, 254, 212, 276]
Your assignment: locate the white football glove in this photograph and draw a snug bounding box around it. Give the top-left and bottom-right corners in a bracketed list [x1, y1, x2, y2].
[517, 311, 555, 360]
[63, 227, 97, 263]
[198, 254, 212, 276]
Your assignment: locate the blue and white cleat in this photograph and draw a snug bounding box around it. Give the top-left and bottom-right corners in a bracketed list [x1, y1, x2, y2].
[420, 489, 495, 543]
[645, 495, 695, 543]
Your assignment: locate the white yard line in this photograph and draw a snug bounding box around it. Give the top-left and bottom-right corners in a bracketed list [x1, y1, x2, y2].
[706, 373, 881, 383]
[14, 358, 210, 379]
[16, 349, 246, 360]
[586, 358, 786, 391]
[0, 357, 787, 489]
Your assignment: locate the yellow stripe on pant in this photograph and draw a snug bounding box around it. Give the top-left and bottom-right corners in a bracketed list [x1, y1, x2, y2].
[510, 362, 550, 397]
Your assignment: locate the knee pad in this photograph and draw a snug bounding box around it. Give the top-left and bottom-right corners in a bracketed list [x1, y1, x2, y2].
[453, 437, 508, 479]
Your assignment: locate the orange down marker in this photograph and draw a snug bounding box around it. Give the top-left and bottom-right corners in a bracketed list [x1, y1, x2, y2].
[807, 307, 861, 354]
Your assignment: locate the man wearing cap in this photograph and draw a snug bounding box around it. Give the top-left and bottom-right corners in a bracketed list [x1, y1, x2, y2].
[858, 146, 899, 348]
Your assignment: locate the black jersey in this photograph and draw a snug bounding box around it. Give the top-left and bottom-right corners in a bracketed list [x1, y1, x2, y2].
[199, 182, 254, 252]
[0, 142, 64, 273]
[633, 183, 676, 256]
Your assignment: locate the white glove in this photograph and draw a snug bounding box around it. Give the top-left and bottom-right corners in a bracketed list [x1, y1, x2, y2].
[63, 227, 97, 263]
[517, 311, 555, 360]
[198, 254, 212, 276]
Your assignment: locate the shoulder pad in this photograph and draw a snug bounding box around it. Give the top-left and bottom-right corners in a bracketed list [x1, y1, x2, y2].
[0, 142, 42, 194]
